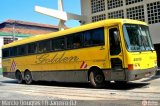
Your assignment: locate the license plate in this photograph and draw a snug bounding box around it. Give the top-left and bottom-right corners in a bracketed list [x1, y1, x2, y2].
[145, 73, 150, 77]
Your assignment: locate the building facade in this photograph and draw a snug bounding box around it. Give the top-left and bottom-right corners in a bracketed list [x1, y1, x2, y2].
[0, 19, 59, 72]
[81, 0, 160, 67]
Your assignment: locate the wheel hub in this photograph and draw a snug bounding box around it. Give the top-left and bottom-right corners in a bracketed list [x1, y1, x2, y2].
[95, 75, 103, 83]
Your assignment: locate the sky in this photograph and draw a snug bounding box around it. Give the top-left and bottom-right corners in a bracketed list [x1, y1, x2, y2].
[0, 0, 81, 27]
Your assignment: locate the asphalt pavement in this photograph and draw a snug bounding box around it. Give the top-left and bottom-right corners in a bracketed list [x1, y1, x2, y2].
[0, 74, 160, 106]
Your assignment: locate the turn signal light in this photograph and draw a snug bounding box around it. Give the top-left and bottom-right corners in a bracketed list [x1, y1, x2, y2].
[128, 64, 134, 71]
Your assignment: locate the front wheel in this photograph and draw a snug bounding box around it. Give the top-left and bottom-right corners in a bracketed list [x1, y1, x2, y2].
[89, 70, 106, 88]
[24, 71, 33, 84]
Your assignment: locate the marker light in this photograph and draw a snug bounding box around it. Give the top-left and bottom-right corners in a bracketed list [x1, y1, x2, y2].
[128, 64, 134, 71]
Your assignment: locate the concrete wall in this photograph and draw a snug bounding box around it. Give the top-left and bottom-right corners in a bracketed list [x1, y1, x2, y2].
[81, 0, 92, 23]
[81, 0, 160, 44]
[149, 24, 160, 44]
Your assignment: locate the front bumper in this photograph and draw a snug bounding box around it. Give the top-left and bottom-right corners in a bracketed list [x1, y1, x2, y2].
[126, 67, 157, 81]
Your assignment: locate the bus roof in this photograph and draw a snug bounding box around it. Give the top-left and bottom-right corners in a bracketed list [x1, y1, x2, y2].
[2, 19, 147, 49]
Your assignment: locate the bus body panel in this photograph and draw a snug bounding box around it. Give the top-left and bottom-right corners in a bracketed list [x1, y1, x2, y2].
[2, 19, 157, 84]
[3, 45, 109, 82]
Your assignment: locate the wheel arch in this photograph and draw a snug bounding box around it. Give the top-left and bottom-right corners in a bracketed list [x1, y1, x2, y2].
[24, 69, 30, 74]
[15, 69, 22, 77]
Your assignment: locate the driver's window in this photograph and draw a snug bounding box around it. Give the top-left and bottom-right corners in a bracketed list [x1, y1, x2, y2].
[109, 28, 121, 55]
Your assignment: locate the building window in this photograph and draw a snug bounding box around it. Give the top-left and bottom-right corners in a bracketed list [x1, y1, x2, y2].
[92, 14, 106, 22]
[108, 10, 124, 19]
[126, 5, 145, 22]
[91, 0, 105, 13]
[126, 0, 143, 5]
[107, 0, 123, 10]
[3, 37, 18, 45]
[147, 1, 160, 24]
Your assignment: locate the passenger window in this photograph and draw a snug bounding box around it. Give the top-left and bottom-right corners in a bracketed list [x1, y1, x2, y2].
[2, 49, 10, 58]
[38, 40, 51, 53]
[67, 33, 82, 49]
[84, 28, 104, 46]
[18, 45, 27, 55]
[28, 43, 38, 54]
[92, 28, 104, 45]
[84, 31, 92, 46]
[10, 47, 17, 57]
[53, 37, 65, 51]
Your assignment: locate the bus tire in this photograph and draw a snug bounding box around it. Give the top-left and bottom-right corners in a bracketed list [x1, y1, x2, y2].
[24, 71, 33, 84]
[89, 69, 105, 88]
[15, 71, 24, 84]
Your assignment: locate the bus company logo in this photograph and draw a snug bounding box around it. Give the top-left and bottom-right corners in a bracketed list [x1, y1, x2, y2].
[10, 60, 17, 72]
[80, 61, 88, 69]
[35, 53, 79, 64]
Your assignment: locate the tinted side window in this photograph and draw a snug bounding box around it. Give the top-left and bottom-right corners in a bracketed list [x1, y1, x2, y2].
[2, 49, 9, 58]
[10, 47, 17, 57]
[28, 43, 37, 54]
[53, 37, 65, 51]
[67, 33, 82, 49]
[18, 45, 27, 56]
[84, 28, 104, 46]
[84, 31, 92, 46]
[92, 28, 104, 45]
[38, 40, 51, 53]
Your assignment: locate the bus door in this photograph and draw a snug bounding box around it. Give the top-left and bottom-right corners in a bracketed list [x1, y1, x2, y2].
[108, 26, 126, 81]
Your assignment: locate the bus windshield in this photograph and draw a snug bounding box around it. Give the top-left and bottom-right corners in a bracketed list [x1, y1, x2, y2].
[123, 24, 154, 52]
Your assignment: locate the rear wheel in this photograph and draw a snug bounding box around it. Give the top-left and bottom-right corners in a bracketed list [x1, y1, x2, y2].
[24, 71, 33, 84]
[15, 71, 23, 84]
[89, 69, 105, 88]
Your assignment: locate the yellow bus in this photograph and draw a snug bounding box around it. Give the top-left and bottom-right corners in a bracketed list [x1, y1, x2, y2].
[2, 19, 157, 88]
